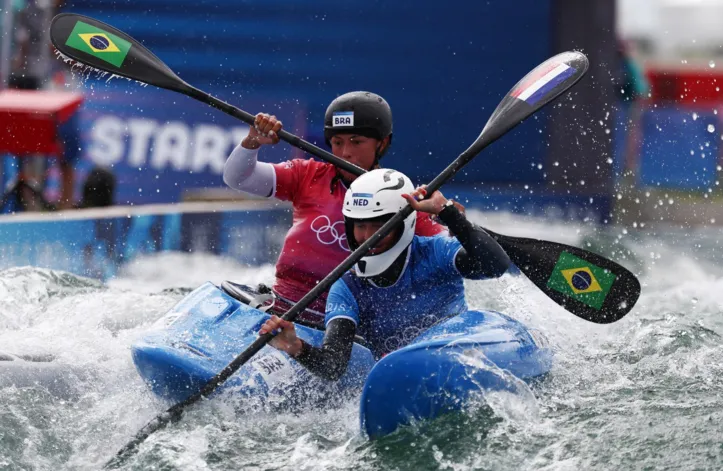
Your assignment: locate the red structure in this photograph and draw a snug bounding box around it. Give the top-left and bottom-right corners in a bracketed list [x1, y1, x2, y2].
[647, 64, 723, 104]
[0, 90, 83, 155]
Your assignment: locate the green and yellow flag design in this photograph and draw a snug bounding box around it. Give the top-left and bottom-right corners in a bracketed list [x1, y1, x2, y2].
[546, 251, 616, 310]
[65, 21, 131, 67]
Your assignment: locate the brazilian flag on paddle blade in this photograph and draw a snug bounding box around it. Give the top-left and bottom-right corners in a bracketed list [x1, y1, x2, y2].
[64, 21, 131, 67]
[546, 251, 616, 310]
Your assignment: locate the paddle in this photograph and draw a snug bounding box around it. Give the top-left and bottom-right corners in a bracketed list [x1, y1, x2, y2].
[49, 13, 640, 324]
[487, 230, 640, 323]
[102, 50, 590, 467]
[48, 13, 365, 177]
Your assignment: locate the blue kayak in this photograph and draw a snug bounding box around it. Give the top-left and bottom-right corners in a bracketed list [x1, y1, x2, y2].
[132, 282, 552, 437]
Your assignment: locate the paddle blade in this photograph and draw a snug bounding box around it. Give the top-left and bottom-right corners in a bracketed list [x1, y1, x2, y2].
[50, 13, 189, 92]
[488, 230, 640, 324]
[475, 51, 589, 150]
[425, 51, 588, 198]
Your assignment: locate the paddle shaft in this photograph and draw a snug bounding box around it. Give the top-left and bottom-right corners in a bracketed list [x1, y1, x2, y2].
[107, 50, 593, 467]
[108, 110, 509, 467]
[183, 86, 366, 177]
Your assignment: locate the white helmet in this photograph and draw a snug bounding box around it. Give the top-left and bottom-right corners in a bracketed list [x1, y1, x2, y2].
[343, 169, 416, 277]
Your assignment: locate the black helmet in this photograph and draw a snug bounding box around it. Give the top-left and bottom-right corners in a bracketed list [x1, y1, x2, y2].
[324, 91, 393, 149]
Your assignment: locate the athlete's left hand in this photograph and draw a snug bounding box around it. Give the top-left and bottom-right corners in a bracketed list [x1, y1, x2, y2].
[259, 316, 303, 357]
[402, 185, 448, 215]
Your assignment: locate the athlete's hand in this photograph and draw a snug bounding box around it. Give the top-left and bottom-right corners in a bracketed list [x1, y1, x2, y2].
[259, 315, 303, 357]
[242, 113, 283, 149]
[402, 185, 448, 215]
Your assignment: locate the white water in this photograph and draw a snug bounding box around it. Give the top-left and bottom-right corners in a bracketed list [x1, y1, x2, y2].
[1, 211, 722, 470]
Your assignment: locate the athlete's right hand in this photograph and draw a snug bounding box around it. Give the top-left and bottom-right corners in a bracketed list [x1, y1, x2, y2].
[259, 315, 303, 357]
[242, 113, 283, 149]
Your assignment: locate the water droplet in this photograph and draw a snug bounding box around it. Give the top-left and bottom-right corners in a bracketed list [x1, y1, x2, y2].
[692, 297, 698, 304]
[708, 124, 716, 133]
[710, 61, 716, 68]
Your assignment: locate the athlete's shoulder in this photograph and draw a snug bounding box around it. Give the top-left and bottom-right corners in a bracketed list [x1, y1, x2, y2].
[327, 274, 362, 312]
[277, 158, 335, 186]
[275, 157, 329, 171]
[410, 234, 458, 263]
[275, 158, 306, 171]
[304, 157, 334, 172]
[407, 235, 433, 261]
[412, 234, 443, 249]
[292, 158, 334, 183]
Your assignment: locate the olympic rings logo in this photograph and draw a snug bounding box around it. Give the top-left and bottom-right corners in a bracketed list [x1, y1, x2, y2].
[310, 215, 350, 252]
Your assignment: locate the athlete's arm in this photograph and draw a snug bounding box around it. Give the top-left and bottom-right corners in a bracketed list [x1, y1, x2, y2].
[414, 200, 466, 237]
[223, 113, 282, 197]
[294, 318, 356, 381]
[258, 316, 356, 381]
[223, 144, 276, 197]
[259, 279, 360, 381]
[403, 186, 509, 279]
[437, 204, 510, 279]
[294, 279, 360, 380]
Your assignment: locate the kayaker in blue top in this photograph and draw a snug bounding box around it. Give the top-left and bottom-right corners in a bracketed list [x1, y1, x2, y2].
[259, 169, 510, 380]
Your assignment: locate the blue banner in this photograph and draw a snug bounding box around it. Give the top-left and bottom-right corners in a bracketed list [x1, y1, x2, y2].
[0, 203, 290, 279]
[75, 85, 307, 205]
[62, 0, 553, 206]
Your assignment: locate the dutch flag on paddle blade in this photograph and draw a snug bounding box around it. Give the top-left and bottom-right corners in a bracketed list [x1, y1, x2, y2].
[511, 61, 576, 106]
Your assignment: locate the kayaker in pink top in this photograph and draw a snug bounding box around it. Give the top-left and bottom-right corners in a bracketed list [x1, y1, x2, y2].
[223, 92, 458, 325]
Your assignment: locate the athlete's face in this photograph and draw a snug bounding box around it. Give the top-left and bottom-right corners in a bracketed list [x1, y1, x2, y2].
[331, 134, 389, 182]
[353, 220, 398, 255]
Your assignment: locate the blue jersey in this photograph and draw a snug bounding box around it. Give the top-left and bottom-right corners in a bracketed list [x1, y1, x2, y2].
[325, 235, 483, 358]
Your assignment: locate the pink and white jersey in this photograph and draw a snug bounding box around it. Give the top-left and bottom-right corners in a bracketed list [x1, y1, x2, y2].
[271, 158, 446, 313]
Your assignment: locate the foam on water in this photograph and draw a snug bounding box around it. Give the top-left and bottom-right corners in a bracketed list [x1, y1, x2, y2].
[2, 212, 723, 470]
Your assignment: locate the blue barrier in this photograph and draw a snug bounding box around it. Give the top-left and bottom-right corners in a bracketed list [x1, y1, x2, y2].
[638, 107, 719, 190]
[0, 202, 290, 279]
[73, 87, 300, 205]
[0, 188, 610, 283]
[62, 0, 552, 203]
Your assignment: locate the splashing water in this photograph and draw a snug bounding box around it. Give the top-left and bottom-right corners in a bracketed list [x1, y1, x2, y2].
[54, 50, 149, 87]
[2, 212, 723, 470]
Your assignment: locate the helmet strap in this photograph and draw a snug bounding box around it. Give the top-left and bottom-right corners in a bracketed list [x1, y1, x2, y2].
[334, 144, 384, 188]
[372, 146, 382, 169]
[367, 246, 409, 287]
[334, 137, 389, 188]
[369, 140, 388, 170]
[334, 172, 354, 190]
